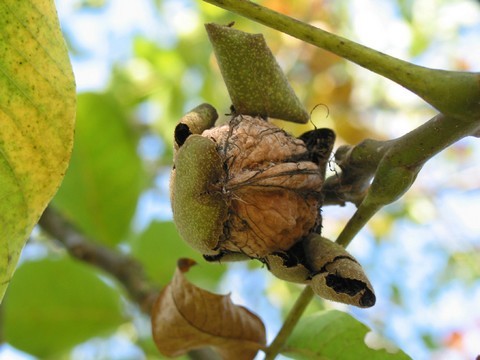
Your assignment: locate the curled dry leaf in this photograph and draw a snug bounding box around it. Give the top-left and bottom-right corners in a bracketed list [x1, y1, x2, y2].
[263, 235, 376, 308]
[151, 259, 266, 359]
[304, 235, 376, 308]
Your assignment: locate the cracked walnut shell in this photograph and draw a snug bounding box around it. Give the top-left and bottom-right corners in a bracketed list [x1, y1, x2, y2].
[171, 111, 334, 259]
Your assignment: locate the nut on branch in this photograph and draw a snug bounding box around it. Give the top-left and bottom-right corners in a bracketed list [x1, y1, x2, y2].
[171, 106, 334, 259]
[171, 104, 375, 308]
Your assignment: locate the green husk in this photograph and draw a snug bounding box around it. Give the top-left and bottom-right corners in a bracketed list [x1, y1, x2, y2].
[206, 23, 309, 123]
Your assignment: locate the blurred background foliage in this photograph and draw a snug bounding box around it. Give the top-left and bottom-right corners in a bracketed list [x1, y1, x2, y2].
[2, 0, 480, 359]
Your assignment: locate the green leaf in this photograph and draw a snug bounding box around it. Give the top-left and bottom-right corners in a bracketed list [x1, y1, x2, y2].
[0, 0, 75, 302]
[130, 221, 225, 290]
[3, 257, 126, 357]
[53, 93, 144, 246]
[284, 310, 411, 360]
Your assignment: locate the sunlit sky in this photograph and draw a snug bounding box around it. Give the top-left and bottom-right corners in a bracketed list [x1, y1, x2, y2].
[3, 0, 480, 359]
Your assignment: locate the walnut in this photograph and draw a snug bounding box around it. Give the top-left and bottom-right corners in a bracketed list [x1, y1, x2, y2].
[171, 104, 377, 308]
[171, 106, 335, 259]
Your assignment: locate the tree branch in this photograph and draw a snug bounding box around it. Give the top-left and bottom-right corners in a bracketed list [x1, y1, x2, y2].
[331, 113, 480, 247]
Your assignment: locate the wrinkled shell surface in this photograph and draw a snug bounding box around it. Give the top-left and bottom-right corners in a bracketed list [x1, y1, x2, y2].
[201, 116, 324, 258]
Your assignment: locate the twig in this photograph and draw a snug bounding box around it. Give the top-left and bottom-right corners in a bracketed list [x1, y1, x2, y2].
[263, 286, 314, 360]
[38, 207, 159, 313]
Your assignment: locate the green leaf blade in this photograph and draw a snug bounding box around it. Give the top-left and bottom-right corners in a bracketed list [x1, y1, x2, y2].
[0, 0, 76, 301]
[284, 310, 411, 360]
[53, 93, 145, 246]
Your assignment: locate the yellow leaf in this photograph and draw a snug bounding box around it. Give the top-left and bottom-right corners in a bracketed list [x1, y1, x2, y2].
[151, 259, 266, 359]
[0, 0, 75, 301]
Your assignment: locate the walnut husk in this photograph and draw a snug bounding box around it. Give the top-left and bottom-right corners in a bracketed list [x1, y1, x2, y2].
[304, 234, 376, 308]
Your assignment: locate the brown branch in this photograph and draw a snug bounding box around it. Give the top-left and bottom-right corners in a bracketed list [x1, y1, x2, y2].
[38, 206, 159, 313]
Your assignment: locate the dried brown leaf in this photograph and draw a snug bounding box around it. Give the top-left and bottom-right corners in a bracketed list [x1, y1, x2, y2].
[151, 259, 266, 359]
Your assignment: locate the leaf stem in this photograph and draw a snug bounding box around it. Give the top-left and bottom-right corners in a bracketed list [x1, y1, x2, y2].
[264, 286, 315, 360]
[203, 0, 480, 118]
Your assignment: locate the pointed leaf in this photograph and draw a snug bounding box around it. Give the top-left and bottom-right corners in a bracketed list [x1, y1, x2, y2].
[206, 23, 309, 123]
[151, 259, 266, 359]
[284, 310, 411, 360]
[0, 0, 75, 301]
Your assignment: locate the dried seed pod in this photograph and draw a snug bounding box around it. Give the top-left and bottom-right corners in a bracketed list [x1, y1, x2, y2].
[171, 111, 335, 260]
[304, 234, 376, 308]
[263, 253, 310, 284]
[174, 103, 218, 151]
